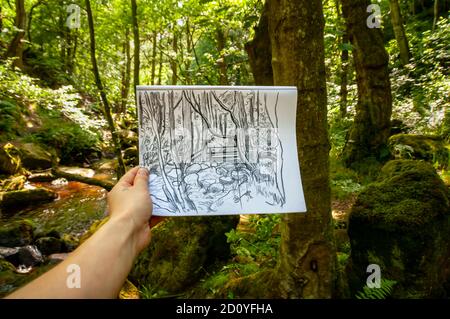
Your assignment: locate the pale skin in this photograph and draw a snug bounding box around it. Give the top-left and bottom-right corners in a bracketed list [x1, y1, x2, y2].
[6, 166, 161, 299]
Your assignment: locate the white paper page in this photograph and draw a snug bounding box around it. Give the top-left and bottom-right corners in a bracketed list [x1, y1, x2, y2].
[137, 86, 306, 216]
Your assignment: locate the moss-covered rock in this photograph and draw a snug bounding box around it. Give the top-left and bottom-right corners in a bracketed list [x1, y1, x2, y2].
[35, 237, 64, 256]
[0, 188, 57, 215]
[129, 216, 239, 296]
[0, 143, 23, 175]
[0, 220, 35, 247]
[388, 134, 449, 168]
[16, 142, 55, 170]
[347, 160, 450, 298]
[0, 259, 16, 272]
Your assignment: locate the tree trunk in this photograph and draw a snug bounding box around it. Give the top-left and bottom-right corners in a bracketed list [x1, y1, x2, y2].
[245, 1, 274, 86]
[341, 0, 393, 167]
[120, 27, 131, 113]
[216, 28, 229, 85]
[339, 31, 350, 118]
[389, 0, 411, 65]
[267, 0, 335, 298]
[171, 33, 178, 85]
[5, 0, 26, 69]
[432, 0, 439, 31]
[85, 0, 126, 178]
[131, 0, 140, 95]
[151, 31, 157, 85]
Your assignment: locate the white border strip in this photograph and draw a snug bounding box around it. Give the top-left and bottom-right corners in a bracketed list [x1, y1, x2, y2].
[136, 85, 297, 91]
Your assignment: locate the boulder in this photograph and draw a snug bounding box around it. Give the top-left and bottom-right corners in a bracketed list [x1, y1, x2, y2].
[388, 134, 449, 168]
[0, 143, 22, 175]
[35, 237, 64, 256]
[129, 216, 239, 296]
[0, 259, 15, 272]
[0, 188, 57, 215]
[16, 143, 55, 170]
[0, 220, 34, 247]
[347, 160, 450, 298]
[3, 245, 44, 267]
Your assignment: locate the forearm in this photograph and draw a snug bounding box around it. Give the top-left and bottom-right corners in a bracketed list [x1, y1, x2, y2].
[7, 216, 138, 299]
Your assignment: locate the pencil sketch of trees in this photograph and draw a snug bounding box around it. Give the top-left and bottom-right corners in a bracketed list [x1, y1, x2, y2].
[138, 89, 286, 215]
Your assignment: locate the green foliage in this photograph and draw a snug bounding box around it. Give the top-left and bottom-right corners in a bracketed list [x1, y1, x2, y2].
[355, 279, 397, 299]
[0, 100, 21, 138]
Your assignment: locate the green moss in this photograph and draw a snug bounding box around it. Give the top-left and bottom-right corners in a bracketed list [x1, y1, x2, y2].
[0, 219, 35, 247]
[348, 160, 450, 298]
[388, 134, 449, 168]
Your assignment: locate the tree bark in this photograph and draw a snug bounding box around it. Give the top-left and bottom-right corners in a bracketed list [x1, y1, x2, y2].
[85, 0, 126, 178]
[341, 0, 393, 167]
[267, 0, 335, 298]
[131, 0, 140, 94]
[171, 33, 178, 85]
[432, 0, 439, 31]
[120, 27, 131, 113]
[151, 31, 157, 85]
[216, 28, 229, 85]
[389, 0, 411, 65]
[5, 0, 26, 69]
[245, 1, 274, 86]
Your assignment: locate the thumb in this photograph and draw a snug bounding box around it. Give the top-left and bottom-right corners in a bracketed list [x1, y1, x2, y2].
[134, 167, 150, 191]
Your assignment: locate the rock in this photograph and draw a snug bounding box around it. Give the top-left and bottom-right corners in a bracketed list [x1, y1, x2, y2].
[61, 234, 79, 252]
[27, 171, 56, 182]
[347, 160, 450, 298]
[184, 173, 199, 185]
[0, 143, 22, 175]
[0, 247, 19, 259]
[388, 134, 449, 168]
[35, 237, 64, 256]
[17, 143, 54, 170]
[0, 220, 34, 247]
[123, 146, 138, 159]
[4, 245, 44, 267]
[208, 183, 224, 193]
[48, 253, 69, 264]
[129, 216, 239, 296]
[185, 163, 202, 175]
[119, 130, 138, 148]
[219, 176, 234, 185]
[0, 188, 57, 215]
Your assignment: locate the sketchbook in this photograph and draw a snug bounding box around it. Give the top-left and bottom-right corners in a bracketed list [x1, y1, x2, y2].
[136, 86, 306, 216]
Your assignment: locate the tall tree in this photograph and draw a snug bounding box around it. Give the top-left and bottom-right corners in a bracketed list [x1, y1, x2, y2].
[389, 0, 411, 65]
[267, 0, 335, 298]
[432, 0, 439, 31]
[85, 0, 126, 178]
[341, 0, 393, 167]
[245, 1, 274, 86]
[5, 0, 26, 69]
[131, 0, 140, 94]
[216, 28, 229, 85]
[120, 27, 132, 113]
[336, 0, 350, 118]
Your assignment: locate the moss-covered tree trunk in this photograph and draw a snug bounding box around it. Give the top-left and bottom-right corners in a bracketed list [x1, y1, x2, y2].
[267, 0, 335, 298]
[341, 0, 393, 167]
[5, 0, 26, 69]
[245, 1, 273, 86]
[85, 0, 126, 178]
[389, 0, 411, 65]
[131, 0, 140, 96]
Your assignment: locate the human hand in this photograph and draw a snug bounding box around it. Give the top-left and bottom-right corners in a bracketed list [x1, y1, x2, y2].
[107, 166, 161, 255]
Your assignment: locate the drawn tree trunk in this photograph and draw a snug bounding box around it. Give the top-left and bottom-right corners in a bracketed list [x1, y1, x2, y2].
[131, 0, 140, 95]
[5, 0, 26, 69]
[341, 0, 393, 167]
[389, 0, 411, 65]
[151, 31, 157, 85]
[267, 0, 335, 298]
[120, 27, 131, 113]
[216, 28, 229, 85]
[245, 1, 274, 86]
[85, 0, 126, 178]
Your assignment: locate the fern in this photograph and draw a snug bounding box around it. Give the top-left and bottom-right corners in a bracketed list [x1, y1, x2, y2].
[355, 279, 397, 299]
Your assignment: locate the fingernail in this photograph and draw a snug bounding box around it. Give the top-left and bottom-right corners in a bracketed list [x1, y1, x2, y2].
[138, 167, 149, 176]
